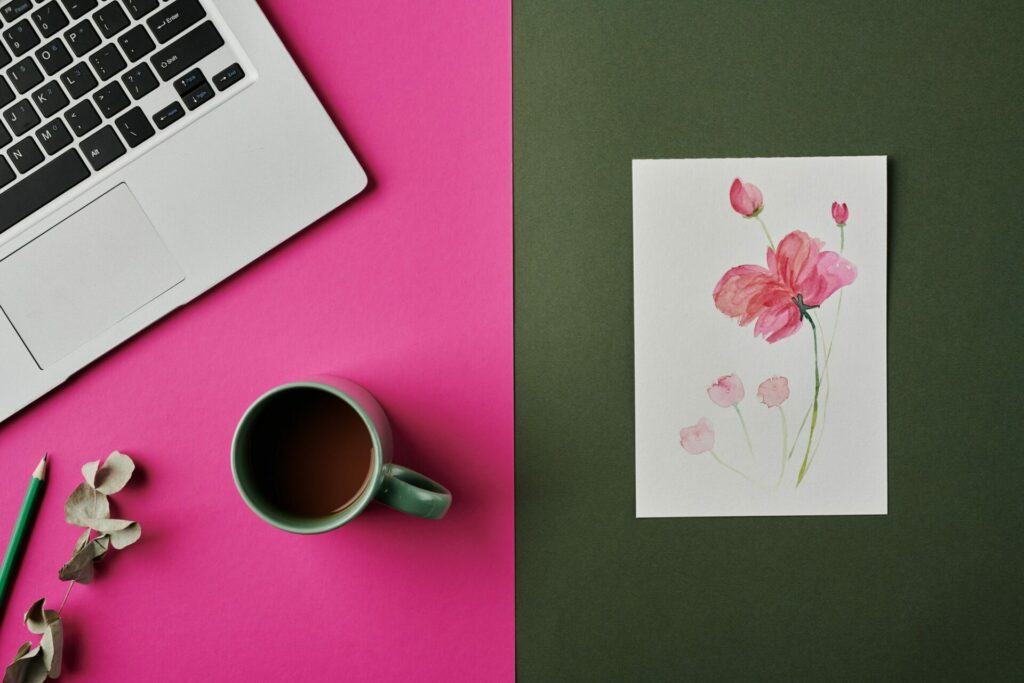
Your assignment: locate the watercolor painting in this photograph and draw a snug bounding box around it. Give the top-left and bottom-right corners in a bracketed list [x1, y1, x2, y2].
[634, 158, 887, 517]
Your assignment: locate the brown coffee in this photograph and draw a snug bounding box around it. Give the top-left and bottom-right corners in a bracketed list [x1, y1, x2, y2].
[243, 387, 374, 519]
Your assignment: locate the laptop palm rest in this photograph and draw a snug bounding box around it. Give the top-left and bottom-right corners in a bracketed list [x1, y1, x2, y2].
[0, 184, 185, 370]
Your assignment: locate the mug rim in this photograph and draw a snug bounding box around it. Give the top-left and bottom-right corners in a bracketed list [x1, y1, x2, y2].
[230, 380, 385, 534]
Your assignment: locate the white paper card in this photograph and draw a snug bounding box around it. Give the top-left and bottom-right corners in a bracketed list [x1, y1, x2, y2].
[633, 157, 887, 518]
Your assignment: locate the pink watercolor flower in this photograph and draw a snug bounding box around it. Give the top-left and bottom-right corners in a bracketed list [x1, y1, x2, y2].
[707, 374, 745, 407]
[729, 178, 764, 217]
[757, 376, 790, 408]
[679, 418, 715, 454]
[712, 230, 857, 343]
[832, 202, 849, 226]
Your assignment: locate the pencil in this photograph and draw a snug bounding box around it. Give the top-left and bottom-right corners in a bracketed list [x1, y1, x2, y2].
[0, 454, 48, 623]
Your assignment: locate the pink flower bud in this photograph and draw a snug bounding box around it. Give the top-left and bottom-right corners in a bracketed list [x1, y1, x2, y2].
[757, 376, 790, 408]
[707, 374, 745, 407]
[831, 201, 849, 226]
[679, 418, 715, 454]
[730, 178, 764, 217]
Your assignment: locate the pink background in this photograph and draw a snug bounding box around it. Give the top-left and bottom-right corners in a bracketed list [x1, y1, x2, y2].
[0, 1, 513, 680]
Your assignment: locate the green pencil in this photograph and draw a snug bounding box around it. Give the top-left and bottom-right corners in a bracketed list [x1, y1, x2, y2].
[0, 454, 48, 622]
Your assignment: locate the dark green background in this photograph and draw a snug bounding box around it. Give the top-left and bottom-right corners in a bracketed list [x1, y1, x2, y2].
[514, 1, 1023, 679]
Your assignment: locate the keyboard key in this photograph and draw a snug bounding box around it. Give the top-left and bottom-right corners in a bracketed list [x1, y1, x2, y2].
[118, 24, 155, 62]
[64, 19, 100, 57]
[7, 57, 43, 94]
[60, 61, 96, 99]
[0, 43, 10, 70]
[151, 21, 222, 81]
[213, 63, 243, 91]
[35, 117, 73, 154]
[35, 37, 73, 76]
[3, 98, 38, 136]
[121, 62, 156, 99]
[182, 79, 212, 110]
[31, 80, 69, 117]
[147, 0, 205, 44]
[60, 0, 99, 21]
[8, 135, 43, 173]
[173, 66, 202, 95]
[0, 157, 12, 189]
[79, 124, 123, 170]
[0, 121, 9, 147]
[92, 79, 127, 117]
[64, 98, 99, 135]
[94, 2, 130, 39]
[89, 43, 126, 80]
[123, 0, 158, 21]
[32, 2, 71, 39]
[0, 76, 13, 107]
[114, 105, 152, 147]
[151, 99, 182, 129]
[0, 149, 90, 233]
[1, 1, 33, 24]
[3, 20, 40, 58]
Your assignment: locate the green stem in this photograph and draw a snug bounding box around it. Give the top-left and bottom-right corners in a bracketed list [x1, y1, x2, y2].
[775, 406, 788, 487]
[840, 225, 845, 252]
[710, 450, 757, 484]
[734, 404, 755, 459]
[797, 314, 821, 486]
[754, 215, 775, 249]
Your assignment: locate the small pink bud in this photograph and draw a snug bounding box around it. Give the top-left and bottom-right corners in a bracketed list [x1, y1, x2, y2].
[679, 418, 715, 455]
[708, 374, 745, 407]
[729, 178, 764, 217]
[831, 201, 849, 226]
[756, 376, 790, 408]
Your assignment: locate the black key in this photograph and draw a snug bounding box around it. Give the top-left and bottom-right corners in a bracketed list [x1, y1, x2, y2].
[151, 99, 182, 129]
[213, 63, 243, 91]
[0, 76, 13, 107]
[89, 43, 126, 80]
[123, 0, 158, 21]
[0, 149, 90, 233]
[0, 43, 10, 70]
[172, 66, 201, 95]
[64, 20, 100, 58]
[3, 98, 38, 136]
[31, 80, 68, 117]
[32, 2, 71, 40]
[8, 135, 43, 173]
[0, 121, 9, 147]
[35, 37, 73, 76]
[3, 20, 40, 58]
[0, 157, 13, 189]
[60, 0, 98, 21]
[114, 105, 152, 147]
[94, 2, 129, 39]
[1, 1, 33, 23]
[7, 57, 43, 94]
[60, 60, 96, 98]
[151, 21, 222, 81]
[182, 78, 211, 110]
[118, 25, 154, 62]
[35, 117, 73, 154]
[92, 79, 127, 116]
[64, 98, 99, 134]
[121, 62, 156, 99]
[147, 0, 205, 44]
[79, 124, 123, 170]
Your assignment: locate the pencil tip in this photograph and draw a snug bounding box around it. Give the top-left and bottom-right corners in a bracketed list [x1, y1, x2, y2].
[33, 454, 48, 480]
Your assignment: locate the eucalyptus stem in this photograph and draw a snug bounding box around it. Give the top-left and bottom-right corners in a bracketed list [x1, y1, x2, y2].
[57, 581, 75, 616]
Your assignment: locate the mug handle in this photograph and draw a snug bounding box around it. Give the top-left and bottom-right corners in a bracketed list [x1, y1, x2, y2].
[375, 464, 452, 520]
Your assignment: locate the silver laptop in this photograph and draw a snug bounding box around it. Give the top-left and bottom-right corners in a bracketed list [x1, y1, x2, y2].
[0, 0, 367, 421]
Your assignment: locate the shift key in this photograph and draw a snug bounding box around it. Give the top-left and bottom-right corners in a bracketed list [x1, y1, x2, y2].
[150, 21, 223, 81]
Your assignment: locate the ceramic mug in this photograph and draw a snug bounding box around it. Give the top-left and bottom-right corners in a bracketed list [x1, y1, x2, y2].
[231, 376, 451, 534]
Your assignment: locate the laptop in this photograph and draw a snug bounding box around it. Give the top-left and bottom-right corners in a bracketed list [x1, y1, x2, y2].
[0, 0, 367, 422]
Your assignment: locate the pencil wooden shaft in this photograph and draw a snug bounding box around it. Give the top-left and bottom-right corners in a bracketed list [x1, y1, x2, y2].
[0, 474, 45, 620]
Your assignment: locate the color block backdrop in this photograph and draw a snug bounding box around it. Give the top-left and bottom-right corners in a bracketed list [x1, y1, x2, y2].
[0, 1, 513, 680]
[515, 1, 1022, 679]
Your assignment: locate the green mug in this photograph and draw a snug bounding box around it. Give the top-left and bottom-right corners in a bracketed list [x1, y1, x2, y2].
[231, 376, 452, 534]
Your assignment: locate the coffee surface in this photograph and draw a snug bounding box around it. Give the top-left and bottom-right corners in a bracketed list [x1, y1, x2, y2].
[247, 388, 374, 518]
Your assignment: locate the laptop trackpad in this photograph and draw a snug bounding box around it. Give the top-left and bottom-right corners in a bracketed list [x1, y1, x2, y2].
[0, 184, 184, 369]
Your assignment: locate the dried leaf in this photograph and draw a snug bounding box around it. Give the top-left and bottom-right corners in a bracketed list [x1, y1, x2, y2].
[73, 528, 90, 554]
[79, 518, 133, 534]
[38, 612, 61, 679]
[3, 644, 46, 683]
[93, 452, 135, 495]
[58, 535, 110, 584]
[80, 459, 101, 488]
[64, 484, 109, 527]
[23, 600, 46, 635]
[108, 522, 141, 550]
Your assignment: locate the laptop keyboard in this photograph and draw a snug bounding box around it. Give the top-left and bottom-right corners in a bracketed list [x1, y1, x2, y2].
[0, 0, 249, 236]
